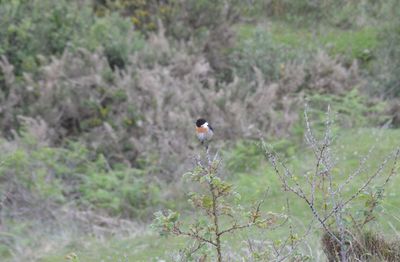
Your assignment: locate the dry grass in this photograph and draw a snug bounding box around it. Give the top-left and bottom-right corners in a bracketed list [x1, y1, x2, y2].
[322, 230, 400, 262]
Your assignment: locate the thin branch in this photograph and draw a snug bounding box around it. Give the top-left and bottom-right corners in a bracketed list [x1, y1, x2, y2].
[342, 150, 395, 208]
[380, 148, 400, 189]
[312, 143, 328, 206]
[320, 148, 399, 225]
[173, 226, 217, 247]
[336, 144, 376, 194]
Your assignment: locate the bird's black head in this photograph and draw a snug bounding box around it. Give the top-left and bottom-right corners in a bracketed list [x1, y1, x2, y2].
[196, 118, 207, 127]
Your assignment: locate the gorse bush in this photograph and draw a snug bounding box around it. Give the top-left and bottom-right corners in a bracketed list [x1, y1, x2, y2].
[0, 124, 162, 259]
[0, 0, 144, 75]
[93, 0, 250, 81]
[372, 8, 400, 97]
[77, 12, 145, 70]
[94, 0, 160, 32]
[305, 89, 387, 129]
[94, 0, 250, 37]
[0, 0, 84, 73]
[0, 0, 83, 73]
[230, 27, 302, 83]
[0, 123, 162, 219]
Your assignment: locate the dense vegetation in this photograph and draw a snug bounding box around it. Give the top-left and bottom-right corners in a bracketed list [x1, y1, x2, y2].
[0, 0, 399, 261]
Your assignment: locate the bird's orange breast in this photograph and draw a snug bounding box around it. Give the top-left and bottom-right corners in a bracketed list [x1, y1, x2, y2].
[196, 126, 208, 133]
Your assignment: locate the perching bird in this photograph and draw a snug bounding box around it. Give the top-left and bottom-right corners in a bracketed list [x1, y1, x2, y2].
[195, 118, 214, 146]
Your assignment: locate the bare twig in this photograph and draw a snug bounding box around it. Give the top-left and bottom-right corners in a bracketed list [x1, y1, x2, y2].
[262, 106, 400, 262]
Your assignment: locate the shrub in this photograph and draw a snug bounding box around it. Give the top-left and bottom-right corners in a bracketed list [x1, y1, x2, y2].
[0, 122, 162, 219]
[94, 0, 250, 37]
[0, 0, 144, 75]
[152, 148, 296, 261]
[76, 13, 145, 70]
[230, 27, 303, 83]
[305, 89, 388, 129]
[93, 0, 159, 32]
[0, 0, 89, 74]
[370, 4, 400, 97]
[387, 100, 400, 127]
[262, 108, 400, 261]
[93, 0, 249, 81]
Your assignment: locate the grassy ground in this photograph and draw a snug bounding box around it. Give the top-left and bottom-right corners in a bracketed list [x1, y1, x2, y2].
[37, 127, 400, 261]
[238, 21, 378, 62]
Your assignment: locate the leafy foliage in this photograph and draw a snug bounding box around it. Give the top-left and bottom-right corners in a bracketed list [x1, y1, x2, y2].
[152, 151, 288, 261]
[231, 26, 303, 82]
[372, 6, 400, 97]
[0, 127, 162, 219]
[0, 0, 144, 75]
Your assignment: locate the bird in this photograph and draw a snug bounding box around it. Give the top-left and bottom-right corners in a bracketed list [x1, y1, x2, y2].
[195, 118, 214, 146]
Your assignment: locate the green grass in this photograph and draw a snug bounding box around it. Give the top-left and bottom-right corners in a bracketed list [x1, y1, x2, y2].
[37, 128, 400, 261]
[320, 27, 378, 62]
[237, 22, 379, 62]
[39, 235, 186, 262]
